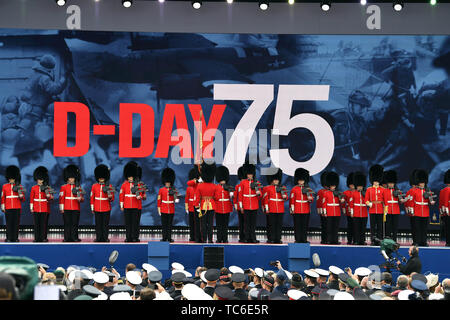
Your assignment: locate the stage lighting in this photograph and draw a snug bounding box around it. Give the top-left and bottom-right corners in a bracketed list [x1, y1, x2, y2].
[56, 0, 66, 6]
[192, 0, 202, 9]
[159, 0, 165, 3]
[320, 1, 331, 11]
[227, 0, 234, 4]
[288, 0, 295, 5]
[259, 1, 269, 10]
[122, 0, 132, 8]
[430, 0, 437, 5]
[360, 0, 367, 5]
[393, 1, 403, 11]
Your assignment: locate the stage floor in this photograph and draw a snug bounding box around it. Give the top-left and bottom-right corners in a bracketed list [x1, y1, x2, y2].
[1, 231, 446, 247]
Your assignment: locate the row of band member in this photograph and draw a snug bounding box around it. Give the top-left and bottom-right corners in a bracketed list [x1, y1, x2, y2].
[1, 162, 449, 246]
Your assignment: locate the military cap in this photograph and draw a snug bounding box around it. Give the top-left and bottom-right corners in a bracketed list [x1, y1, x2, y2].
[398, 289, 415, 300]
[287, 289, 307, 300]
[414, 169, 428, 184]
[327, 289, 339, 297]
[346, 277, 360, 289]
[171, 272, 186, 284]
[231, 272, 246, 283]
[74, 295, 93, 300]
[200, 271, 207, 283]
[338, 273, 350, 283]
[181, 283, 212, 300]
[353, 172, 366, 188]
[411, 273, 428, 285]
[248, 288, 260, 300]
[369, 164, 384, 184]
[425, 273, 439, 288]
[161, 167, 175, 185]
[204, 269, 220, 282]
[411, 280, 428, 291]
[148, 271, 162, 283]
[126, 271, 142, 286]
[294, 168, 310, 185]
[320, 171, 329, 188]
[63, 164, 80, 183]
[93, 272, 109, 284]
[325, 171, 339, 188]
[113, 284, 133, 293]
[304, 269, 319, 279]
[266, 168, 282, 185]
[171, 262, 184, 270]
[68, 270, 90, 283]
[33, 167, 49, 184]
[37, 263, 49, 270]
[123, 161, 138, 180]
[229, 266, 244, 274]
[346, 172, 355, 188]
[329, 266, 344, 275]
[215, 166, 230, 184]
[142, 263, 158, 273]
[445, 169, 450, 184]
[354, 267, 371, 277]
[333, 291, 355, 300]
[109, 292, 132, 300]
[201, 162, 216, 183]
[315, 268, 329, 277]
[215, 286, 234, 300]
[429, 293, 444, 300]
[253, 267, 264, 278]
[369, 293, 383, 300]
[94, 164, 110, 182]
[383, 170, 397, 184]
[5, 165, 20, 182]
[188, 167, 200, 181]
[93, 292, 108, 300]
[243, 163, 256, 177]
[83, 285, 102, 298]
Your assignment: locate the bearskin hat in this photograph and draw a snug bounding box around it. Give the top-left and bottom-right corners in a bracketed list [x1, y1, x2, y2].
[353, 172, 366, 188]
[325, 171, 339, 188]
[243, 163, 256, 177]
[188, 167, 200, 181]
[5, 165, 21, 184]
[320, 171, 329, 188]
[346, 172, 355, 188]
[216, 166, 230, 184]
[123, 161, 138, 180]
[63, 164, 80, 183]
[294, 168, 310, 185]
[383, 170, 397, 184]
[161, 167, 175, 185]
[33, 166, 49, 184]
[445, 169, 450, 184]
[267, 168, 282, 185]
[369, 164, 384, 184]
[237, 166, 245, 180]
[409, 169, 418, 186]
[201, 162, 216, 183]
[95, 164, 110, 182]
[414, 169, 428, 184]
[136, 165, 142, 180]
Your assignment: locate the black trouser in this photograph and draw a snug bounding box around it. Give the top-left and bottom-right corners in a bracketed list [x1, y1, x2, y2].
[63, 210, 80, 242]
[94, 211, 110, 241]
[124, 208, 140, 241]
[410, 216, 417, 244]
[244, 210, 258, 242]
[5, 209, 20, 242]
[353, 217, 368, 245]
[320, 215, 328, 243]
[188, 211, 195, 241]
[293, 214, 309, 243]
[269, 213, 284, 243]
[346, 216, 353, 244]
[238, 211, 245, 242]
[44, 212, 49, 240]
[265, 214, 272, 242]
[369, 214, 383, 242]
[33, 212, 47, 242]
[385, 214, 399, 241]
[414, 216, 428, 246]
[443, 216, 450, 245]
[215, 212, 229, 242]
[198, 210, 214, 242]
[161, 213, 174, 241]
[194, 209, 203, 242]
[327, 216, 340, 244]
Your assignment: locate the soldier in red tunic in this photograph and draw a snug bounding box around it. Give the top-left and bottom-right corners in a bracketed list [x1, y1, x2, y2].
[30, 166, 54, 242]
[364, 164, 385, 245]
[157, 167, 178, 242]
[194, 162, 217, 243]
[1, 166, 25, 242]
[316, 171, 329, 244]
[263, 169, 287, 244]
[289, 168, 314, 243]
[234, 166, 245, 243]
[322, 171, 344, 244]
[405, 169, 418, 245]
[119, 162, 142, 242]
[185, 167, 200, 242]
[238, 163, 262, 243]
[135, 164, 147, 241]
[410, 169, 436, 247]
[59, 165, 84, 242]
[349, 172, 368, 245]
[91, 164, 114, 242]
[214, 166, 233, 243]
[382, 170, 406, 242]
[261, 182, 271, 243]
[343, 172, 355, 245]
[439, 169, 450, 247]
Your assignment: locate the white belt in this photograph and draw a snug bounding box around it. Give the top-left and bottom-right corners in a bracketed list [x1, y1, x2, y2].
[354, 203, 366, 207]
[162, 200, 174, 204]
[295, 200, 308, 203]
[34, 199, 47, 202]
[66, 197, 78, 200]
[95, 197, 109, 200]
[6, 196, 18, 198]
[125, 194, 136, 197]
[387, 200, 398, 204]
[189, 199, 194, 201]
[218, 199, 230, 201]
[415, 201, 428, 205]
[243, 194, 256, 197]
[270, 198, 284, 202]
[327, 203, 340, 206]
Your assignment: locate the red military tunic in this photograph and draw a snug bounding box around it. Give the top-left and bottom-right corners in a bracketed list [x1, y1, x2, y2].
[234, 182, 242, 211]
[157, 187, 175, 214]
[119, 181, 141, 209]
[411, 187, 433, 218]
[1, 183, 25, 210]
[30, 185, 53, 213]
[136, 182, 147, 210]
[238, 179, 261, 211]
[322, 190, 341, 217]
[364, 186, 385, 214]
[194, 182, 216, 212]
[405, 187, 415, 216]
[343, 189, 354, 217]
[316, 188, 327, 215]
[214, 184, 233, 214]
[349, 190, 368, 218]
[59, 184, 84, 211]
[263, 185, 286, 213]
[289, 185, 312, 214]
[439, 186, 450, 216]
[90, 183, 114, 212]
[383, 188, 401, 215]
[185, 185, 195, 213]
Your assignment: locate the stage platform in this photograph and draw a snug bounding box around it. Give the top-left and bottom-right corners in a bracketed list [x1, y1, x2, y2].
[0, 231, 449, 282]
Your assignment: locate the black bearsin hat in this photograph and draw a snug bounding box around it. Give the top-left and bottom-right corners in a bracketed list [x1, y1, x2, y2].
[409, 169, 418, 186]
[353, 172, 366, 188]
[33, 166, 49, 184]
[383, 170, 397, 184]
[188, 167, 200, 181]
[95, 164, 110, 182]
[216, 166, 230, 184]
[346, 172, 355, 188]
[63, 164, 80, 183]
[294, 168, 310, 185]
[414, 169, 428, 184]
[201, 162, 216, 183]
[320, 171, 329, 188]
[123, 161, 138, 180]
[243, 163, 256, 177]
[325, 171, 339, 188]
[369, 164, 384, 184]
[445, 169, 450, 184]
[5, 165, 21, 184]
[237, 166, 245, 180]
[161, 167, 175, 185]
[266, 168, 282, 185]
